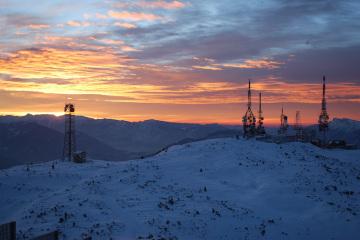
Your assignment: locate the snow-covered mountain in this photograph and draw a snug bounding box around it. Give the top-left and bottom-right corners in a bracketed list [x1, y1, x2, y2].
[328, 118, 360, 145]
[0, 138, 359, 239]
[0, 115, 240, 169]
[305, 118, 360, 146]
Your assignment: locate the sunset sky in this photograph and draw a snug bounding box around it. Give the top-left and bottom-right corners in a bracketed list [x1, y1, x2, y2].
[1, 0, 360, 125]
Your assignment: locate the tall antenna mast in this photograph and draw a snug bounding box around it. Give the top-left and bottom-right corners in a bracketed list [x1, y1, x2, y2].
[322, 76, 326, 111]
[259, 92, 262, 118]
[295, 110, 304, 141]
[63, 103, 76, 161]
[278, 105, 288, 135]
[280, 106, 284, 128]
[256, 92, 265, 135]
[248, 80, 251, 109]
[318, 75, 329, 145]
[242, 79, 256, 137]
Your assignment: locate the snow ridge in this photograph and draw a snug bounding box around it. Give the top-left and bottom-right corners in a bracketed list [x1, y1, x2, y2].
[0, 138, 359, 240]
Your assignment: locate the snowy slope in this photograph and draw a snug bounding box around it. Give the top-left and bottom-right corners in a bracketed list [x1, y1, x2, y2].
[327, 118, 360, 146]
[0, 138, 359, 240]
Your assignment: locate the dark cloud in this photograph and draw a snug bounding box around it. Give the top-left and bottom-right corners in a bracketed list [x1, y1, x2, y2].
[276, 45, 360, 83]
[118, 0, 360, 69]
[3, 13, 45, 27]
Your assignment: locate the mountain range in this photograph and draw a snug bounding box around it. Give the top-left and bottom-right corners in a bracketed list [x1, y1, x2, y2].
[1, 115, 359, 169]
[0, 115, 240, 169]
[306, 118, 360, 147]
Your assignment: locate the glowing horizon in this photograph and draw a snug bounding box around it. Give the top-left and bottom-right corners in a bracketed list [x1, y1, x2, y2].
[0, 111, 327, 126]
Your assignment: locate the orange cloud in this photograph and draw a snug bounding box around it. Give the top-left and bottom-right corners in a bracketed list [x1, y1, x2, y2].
[1, 47, 359, 108]
[1, 51, 360, 125]
[121, 46, 139, 52]
[28, 24, 50, 29]
[0, 47, 171, 102]
[67, 20, 90, 27]
[220, 59, 283, 69]
[42, 36, 73, 42]
[0, 48, 133, 81]
[114, 22, 137, 29]
[137, 0, 187, 9]
[108, 10, 162, 21]
[35, 36, 93, 51]
[192, 65, 222, 71]
[95, 13, 108, 19]
[99, 39, 125, 45]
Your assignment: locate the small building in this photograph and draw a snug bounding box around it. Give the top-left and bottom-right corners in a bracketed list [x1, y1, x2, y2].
[73, 151, 87, 163]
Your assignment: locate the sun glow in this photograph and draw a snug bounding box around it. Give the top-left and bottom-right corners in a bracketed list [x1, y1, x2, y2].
[0, 111, 64, 117]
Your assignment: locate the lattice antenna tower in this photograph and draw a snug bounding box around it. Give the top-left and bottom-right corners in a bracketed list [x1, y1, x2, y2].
[318, 76, 330, 145]
[63, 103, 76, 161]
[278, 106, 288, 135]
[295, 110, 304, 141]
[242, 79, 256, 137]
[256, 92, 266, 135]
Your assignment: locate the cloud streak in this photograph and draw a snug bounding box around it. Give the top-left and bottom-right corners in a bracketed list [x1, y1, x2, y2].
[114, 1, 187, 10]
[192, 58, 284, 71]
[28, 24, 50, 29]
[108, 11, 163, 21]
[67, 20, 91, 27]
[114, 22, 137, 29]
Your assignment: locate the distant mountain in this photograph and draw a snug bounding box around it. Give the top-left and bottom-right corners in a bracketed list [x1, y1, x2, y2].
[0, 122, 132, 169]
[329, 118, 360, 132]
[305, 118, 360, 146]
[0, 115, 240, 168]
[0, 122, 63, 169]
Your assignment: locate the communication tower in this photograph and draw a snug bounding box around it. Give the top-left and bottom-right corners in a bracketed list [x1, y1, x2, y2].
[278, 106, 288, 135]
[295, 110, 304, 141]
[63, 103, 76, 161]
[318, 76, 329, 145]
[242, 80, 256, 137]
[256, 92, 266, 135]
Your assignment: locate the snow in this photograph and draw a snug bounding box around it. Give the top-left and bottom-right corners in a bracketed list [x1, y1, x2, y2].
[0, 138, 359, 240]
[330, 118, 360, 131]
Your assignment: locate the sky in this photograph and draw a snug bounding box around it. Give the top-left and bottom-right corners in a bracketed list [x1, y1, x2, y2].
[0, 0, 360, 125]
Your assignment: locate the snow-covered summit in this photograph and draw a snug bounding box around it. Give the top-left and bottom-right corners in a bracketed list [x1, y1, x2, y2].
[0, 138, 359, 239]
[330, 118, 360, 131]
[303, 118, 360, 147]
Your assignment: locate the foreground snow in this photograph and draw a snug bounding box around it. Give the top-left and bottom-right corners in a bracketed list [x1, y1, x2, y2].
[0, 138, 359, 240]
